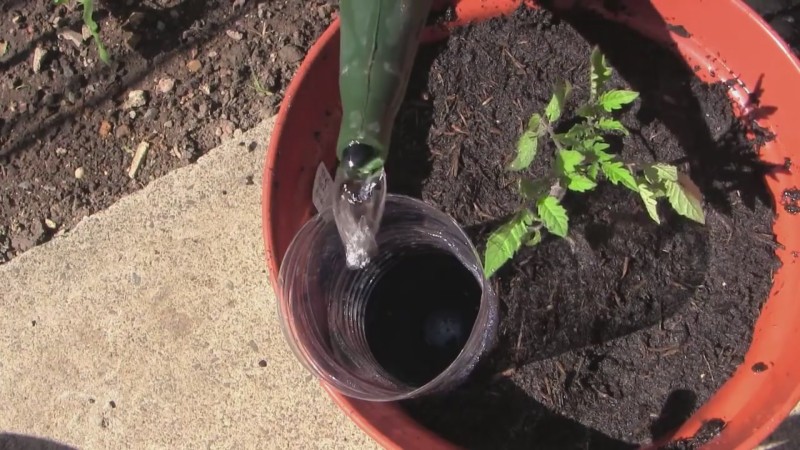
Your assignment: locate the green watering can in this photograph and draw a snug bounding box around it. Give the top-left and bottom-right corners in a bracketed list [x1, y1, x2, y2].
[332, 0, 435, 268]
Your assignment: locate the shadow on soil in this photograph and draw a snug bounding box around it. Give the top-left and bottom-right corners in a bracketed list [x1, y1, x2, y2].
[0, 433, 77, 450]
[385, 44, 444, 198]
[0, 0, 254, 160]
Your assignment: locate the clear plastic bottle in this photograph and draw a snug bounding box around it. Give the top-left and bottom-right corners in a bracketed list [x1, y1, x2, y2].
[278, 194, 498, 401]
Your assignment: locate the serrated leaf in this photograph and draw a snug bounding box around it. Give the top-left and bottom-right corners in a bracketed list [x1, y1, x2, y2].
[567, 173, 597, 192]
[508, 130, 539, 171]
[590, 47, 612, 100]
[545, 80, 572, 122]
[527, 113, 543, 133]
[483, 210, 535, 277]
[537, 196, 569, 237]
[526, 228, 543, 247]
[638, 183, 661, 224]
[519, 178, 548, 200]
[592, 141, 610, 152]
[595, 149, 614, 162]
[644, 163, 678, 183]
[556, 149, 584, 175]
[598, 90, 640, 112]
[554, 133, 578, 148]
[601, 161, 638, 192]
[568, 123, 592, 138]
[666, 179, 705, 224]
[597, 118, 629, 135]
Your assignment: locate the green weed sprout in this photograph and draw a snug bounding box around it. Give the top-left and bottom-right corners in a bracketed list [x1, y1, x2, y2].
[54, 0, 110, 64]
[483, 47, 705, 278]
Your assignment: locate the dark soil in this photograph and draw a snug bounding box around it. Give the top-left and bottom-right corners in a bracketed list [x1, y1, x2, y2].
[365, 250, 480, 387]
[386, 6, 780, 449]
[0, 0, 336, 263]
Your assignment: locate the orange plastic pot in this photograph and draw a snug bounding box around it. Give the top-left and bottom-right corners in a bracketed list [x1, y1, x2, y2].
[262, 0, 800, 448]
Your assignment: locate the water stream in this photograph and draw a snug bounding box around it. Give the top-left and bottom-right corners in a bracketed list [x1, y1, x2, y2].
[332, 166, 387, 269]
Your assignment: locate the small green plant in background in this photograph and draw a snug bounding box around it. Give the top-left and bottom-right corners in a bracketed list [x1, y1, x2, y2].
[483, 47, 705, 278]
[54, 0, 110, 64]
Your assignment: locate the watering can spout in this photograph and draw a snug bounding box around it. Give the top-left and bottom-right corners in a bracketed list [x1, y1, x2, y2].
[333, 0, 433, 268]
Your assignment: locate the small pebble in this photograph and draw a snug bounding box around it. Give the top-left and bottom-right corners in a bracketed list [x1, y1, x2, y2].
[74, 167, 84, 179]
[157, 78, 175, 93]
[278, 44, 304, 63]
[186, 59, 202, 73]
[123, 90, 148, 109]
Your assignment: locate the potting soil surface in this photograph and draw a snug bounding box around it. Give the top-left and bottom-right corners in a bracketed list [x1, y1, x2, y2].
[388, 7, 781, 449]
[0, 0, 335, 263]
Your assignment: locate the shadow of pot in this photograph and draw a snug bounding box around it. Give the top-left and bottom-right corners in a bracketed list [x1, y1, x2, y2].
[262, 0, 800, 448]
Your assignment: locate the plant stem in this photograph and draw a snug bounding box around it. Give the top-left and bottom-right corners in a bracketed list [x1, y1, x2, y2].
[545, 125, 565, 152]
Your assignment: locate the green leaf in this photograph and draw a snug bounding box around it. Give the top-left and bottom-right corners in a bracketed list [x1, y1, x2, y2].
[566, 173, 597, 192]
[644, 163, 678, 183]
[590, 47, 612, 100]
[527, 113, 543, 133]
[556, 149, 584, 174]
[588, 162, 600, 180]
[526, 229, 543, 247]
[519, 178, 548, 200]
[597, 118, 629, 135]
[483, 210, 535, 277]
[598, 90, 640, 112]
[508, 130, 539, 171]
[594, 149, 614, 162]
[638, 183, 661, 224]
[545, 80, 572, 122]
[577, 104, 601, 118]
[567, 123, 592, 139]
[537, 196, 569, 237]
[666, 179, 706, 224]
[591, 141, 610, 152]
[601, 161, 638, 192]
[554, 133, 578, 148]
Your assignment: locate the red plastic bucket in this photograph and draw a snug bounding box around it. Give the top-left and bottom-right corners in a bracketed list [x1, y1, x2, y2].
[262, 0, 800, 448]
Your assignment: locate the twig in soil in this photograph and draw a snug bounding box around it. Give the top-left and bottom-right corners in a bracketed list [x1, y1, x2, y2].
[703, 354, 715, 382]
[621, 256, 630, 279]
[481, 96, 494, 106]
[514, 310, 526, 361]
[448, 144, 461, 178]
[128, 141, 150, 179]
[502, 47, 526, 71]
[555, 361, 567, 380]
[590, 384, 611, 399]
[612, 290, 623, 308]
[458, 110, 469, 130]
[473, 203, 494, 221]
[451, 124, 469, 135]
[492, 367, 517, 381]
[647, 344, 681, 354]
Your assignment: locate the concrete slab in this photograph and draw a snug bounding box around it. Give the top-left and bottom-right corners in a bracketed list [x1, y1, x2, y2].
[0, 117, 378, 450]
[0, 115, 796, 449]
